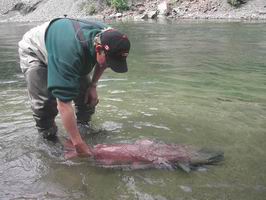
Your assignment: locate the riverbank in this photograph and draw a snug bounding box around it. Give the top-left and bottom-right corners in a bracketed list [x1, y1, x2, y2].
[0, 0, 266, 22]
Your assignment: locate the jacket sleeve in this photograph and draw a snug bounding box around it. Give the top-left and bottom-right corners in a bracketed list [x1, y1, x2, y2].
[47, 54, 81, 102]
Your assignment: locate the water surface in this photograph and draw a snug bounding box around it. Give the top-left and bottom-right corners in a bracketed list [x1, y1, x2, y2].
[0, 20, 265, 200]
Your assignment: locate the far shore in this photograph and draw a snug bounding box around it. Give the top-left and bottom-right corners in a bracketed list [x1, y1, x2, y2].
[1, 0, 266, 23]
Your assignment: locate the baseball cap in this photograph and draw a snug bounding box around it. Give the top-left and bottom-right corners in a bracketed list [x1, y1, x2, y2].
[99, 29, 130, 73]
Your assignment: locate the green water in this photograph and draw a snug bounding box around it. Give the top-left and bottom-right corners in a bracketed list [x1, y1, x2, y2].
[0, 21, 265, 200]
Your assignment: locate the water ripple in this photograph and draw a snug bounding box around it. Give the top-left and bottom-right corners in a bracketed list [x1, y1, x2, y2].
[102, 121, 123, 132]
[133, 122, 170, 131]
[122, 176, 168, 200]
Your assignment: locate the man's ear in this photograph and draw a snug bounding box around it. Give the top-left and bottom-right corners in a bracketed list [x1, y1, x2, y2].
[95, 44, 103, 53]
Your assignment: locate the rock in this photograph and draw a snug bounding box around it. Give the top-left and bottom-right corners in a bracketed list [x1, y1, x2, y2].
[106, 14, 116, 20]
[138, 8, 145, 14]
[148, 10, 158, 19]
[141, 13, 148, 19]
[157, 1, 167, 15]
[172, 7, 185, 17]
[172, 7, 179, 14]
[107, 13, 124, 19]
[115, 13, 122, 18]
[12, 3, 25, 11]
[259, 11, 266, 15]
[158, 1, 173, 16]
[135, 3, 145, 7]
[130, 5, 137, 11]
[7, 0, 42, 15]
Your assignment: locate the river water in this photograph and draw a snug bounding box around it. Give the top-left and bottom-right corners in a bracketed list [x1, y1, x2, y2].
[0, 20, 265, 200]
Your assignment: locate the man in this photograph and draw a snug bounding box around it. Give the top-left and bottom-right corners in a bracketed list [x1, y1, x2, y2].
[18, 18, 130, 157]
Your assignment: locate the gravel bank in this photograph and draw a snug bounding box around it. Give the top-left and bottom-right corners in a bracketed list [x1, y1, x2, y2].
[0, 0, 266, 22]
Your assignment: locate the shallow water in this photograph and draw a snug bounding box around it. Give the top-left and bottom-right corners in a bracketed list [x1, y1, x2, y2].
[0, 20, 266, 200]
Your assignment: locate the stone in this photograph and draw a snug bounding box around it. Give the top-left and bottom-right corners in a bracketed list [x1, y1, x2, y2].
[106, 14, 116, 20]
[12, 3, 25, 11]
[115, 13, 122, 18]
[158, 1, 168, 15]
[148, 10, 158, 19]
[10, 0, 41, 15]
[172, 7, 179, 14]
[140, 13, 148, 19]
[138, 7, 145, 14]
[259, 11, 266, 15]
[135, 3, 145, 7]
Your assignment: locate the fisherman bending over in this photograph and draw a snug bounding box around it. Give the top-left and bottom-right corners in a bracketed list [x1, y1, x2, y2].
[18, 18, 130, 157]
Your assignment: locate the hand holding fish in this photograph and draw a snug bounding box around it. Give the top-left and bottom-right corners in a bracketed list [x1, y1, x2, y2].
[64, 139, 92, 159]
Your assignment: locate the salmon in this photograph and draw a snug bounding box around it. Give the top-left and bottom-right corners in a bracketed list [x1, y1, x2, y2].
[65, 139, 224, 172]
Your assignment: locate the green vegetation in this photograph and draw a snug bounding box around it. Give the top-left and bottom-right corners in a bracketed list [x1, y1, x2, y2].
[227, 0, 247, 7]
[109, 0, 129, 12]
[80, 0, 129, 15]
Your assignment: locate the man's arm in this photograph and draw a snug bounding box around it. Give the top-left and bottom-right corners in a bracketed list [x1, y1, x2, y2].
[85, 63, 107, 105]
[57, 99, 91, 156]
[91, 63, 106, 85]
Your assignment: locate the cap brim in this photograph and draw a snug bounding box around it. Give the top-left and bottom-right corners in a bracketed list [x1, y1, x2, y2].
[107, 56, 128, 73]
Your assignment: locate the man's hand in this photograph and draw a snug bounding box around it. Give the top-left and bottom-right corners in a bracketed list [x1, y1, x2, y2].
[64, 139, 93, 159]
[84, 84, 99, 107]
[74, 141, 92, 156]
[57, 100, 93, 158]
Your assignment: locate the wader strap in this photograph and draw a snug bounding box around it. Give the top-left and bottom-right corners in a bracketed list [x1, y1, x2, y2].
[71, 20, 89, 67]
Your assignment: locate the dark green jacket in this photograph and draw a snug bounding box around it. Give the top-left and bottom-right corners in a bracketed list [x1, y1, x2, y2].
[45, 18, 108, 102]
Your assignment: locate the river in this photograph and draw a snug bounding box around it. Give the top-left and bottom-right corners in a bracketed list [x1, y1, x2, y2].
[0, 20, 265, 200]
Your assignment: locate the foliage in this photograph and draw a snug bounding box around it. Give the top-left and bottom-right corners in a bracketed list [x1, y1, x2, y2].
[109, 0, 129, 12]
[81, 0, 128, 14]
[227, 0, 247, 7]
[105, 0, 111, 6]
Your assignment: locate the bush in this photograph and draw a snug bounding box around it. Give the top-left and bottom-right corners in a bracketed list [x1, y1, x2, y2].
[81, 0, 129, 14]
[110, 0, 129, 11]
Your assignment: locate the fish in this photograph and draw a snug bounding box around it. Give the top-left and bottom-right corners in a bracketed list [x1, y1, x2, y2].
[65, 139, 224, 172]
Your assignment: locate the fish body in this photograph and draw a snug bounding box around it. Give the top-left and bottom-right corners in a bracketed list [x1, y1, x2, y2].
[90, 139, 224, 172]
